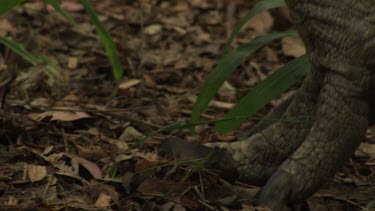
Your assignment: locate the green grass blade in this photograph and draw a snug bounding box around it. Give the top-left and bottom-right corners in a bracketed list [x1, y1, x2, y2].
[191, 31, 297, 124]
[0, 37, 61, 82]
[80, 0, 124, 86]
[44, 0, 76, 25]
[0, 37, 41, 65]
[223, 0, 286, 54]
[0, 0, 25, 15]
[214, 55, 311, 133]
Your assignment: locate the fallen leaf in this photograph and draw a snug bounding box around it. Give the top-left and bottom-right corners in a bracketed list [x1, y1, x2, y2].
[119, 79, 142, 90]
[28, 109, 91, 122]
[68, 57, 79, 69]
[355, 143, 375, 159]
[245, 11, 274, 34]
[0, 19, 16, 36]
[64, 153, 103, 179]
[144, 24, 162, 35]
[47, 1, 84, 12]
[119, 126, 143, 141]
[281, 36, 306, 57]
[25, 165, 47, 182]
[95, 192, 111, 208]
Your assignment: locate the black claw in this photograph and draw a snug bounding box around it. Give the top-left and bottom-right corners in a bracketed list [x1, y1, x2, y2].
[259, 169, 292, 211]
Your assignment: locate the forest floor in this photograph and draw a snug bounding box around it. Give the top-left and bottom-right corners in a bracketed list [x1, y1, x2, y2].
[0, 0, 374, 210]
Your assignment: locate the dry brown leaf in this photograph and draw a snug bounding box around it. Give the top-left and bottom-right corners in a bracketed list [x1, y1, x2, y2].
[68, 57, 79, 69]
[187, 95, 234, 110]
[134, 151, 160, 163]
[30, 97, 52, 108]
[218, 81, 237, 102]
[281, 36, 306, 57]
[171, 26, 187, 35]
[174, 58, 191, 69]
[210, 100, 235, 110]
[28, 109, 91, 122]
[119, 79, 142, 90]
[25, 165, 47, 182]
[0, 19, 16, 36]
[62, 93, 80, 103]
[245, 11, 274, 34]
[64, 153, 103, 179]
[161, 202, 176, 211]
[23, 2, 45, 10]
[265, 47, 279, 63]
[95, 192, 111, 208]
[190, 0, 215, 9]
[355, 143, 375, 159]
[47, 1, 84, 12]
[119, 126, 143, 141]
[144, 24, 162, 35]
[110, 140, 130, 153]
[203, 11, 222, 25]
[160, 15, 190, 27]
[75, 144, 109, 161]
[156, 84, 188, 94]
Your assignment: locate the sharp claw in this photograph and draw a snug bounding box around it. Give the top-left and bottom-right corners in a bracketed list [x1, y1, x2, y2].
[259, 169, 293, 211]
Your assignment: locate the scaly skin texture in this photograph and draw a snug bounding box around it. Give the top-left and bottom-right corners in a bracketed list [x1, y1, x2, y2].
[164, 1, 375, 209]
[217, 69, 323, 185]
[216, 0, 375, 209]
[259, 1, 374, 208]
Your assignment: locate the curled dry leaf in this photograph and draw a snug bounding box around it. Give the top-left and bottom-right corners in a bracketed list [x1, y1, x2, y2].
[63, 153, 103, 179]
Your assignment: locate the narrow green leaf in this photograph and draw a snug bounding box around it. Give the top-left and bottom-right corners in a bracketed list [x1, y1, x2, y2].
[223, 0, 286, 54]
[0, 0, 25, 15]
[44, 0, 76, 25]
[191, 31, 297, 124]
[214, 55, 311, 133]
[0, 37, 61, 81]
[0, 37, 41, 65]
[80, 0, 124, 87]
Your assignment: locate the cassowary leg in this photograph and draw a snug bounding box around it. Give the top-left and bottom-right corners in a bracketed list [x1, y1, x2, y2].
[217, 69, 323, 185]
[260, 68, 370, 210]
